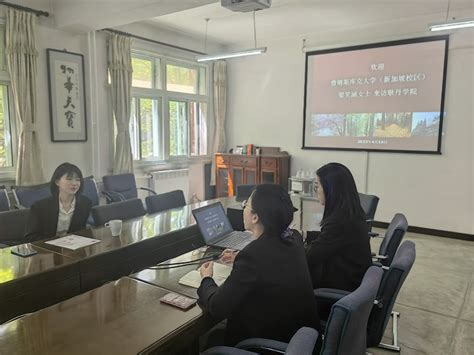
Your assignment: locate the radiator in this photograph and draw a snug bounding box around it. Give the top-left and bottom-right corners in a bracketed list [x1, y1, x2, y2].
[149, 169, 190, 201]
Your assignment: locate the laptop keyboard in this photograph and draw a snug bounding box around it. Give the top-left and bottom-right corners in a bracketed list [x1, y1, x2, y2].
[215, 231, 253, 249]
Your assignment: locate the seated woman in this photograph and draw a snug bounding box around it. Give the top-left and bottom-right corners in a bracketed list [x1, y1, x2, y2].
[25, 163, 92, 242]
[306, 162, 372, 292]
[198, 184, 320, 347]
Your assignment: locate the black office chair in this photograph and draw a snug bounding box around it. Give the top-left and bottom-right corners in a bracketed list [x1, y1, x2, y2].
[91, 198, 146, 225]
[82, 176, 100, 225]
[372, 213, 408, 267]
[235, 184, 256, 202]
[145, 190, 186, 214]
[12, 182, 51, 208]
[0, 185, 10, 212]
[358, 192, 380, 236]
[367, 240, 416, 352]
[102, 173, 156, 204]
[0, 209, 30, 247]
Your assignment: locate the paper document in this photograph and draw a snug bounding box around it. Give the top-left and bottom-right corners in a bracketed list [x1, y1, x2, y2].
[45, 235, 101, 250]
[179, 263, 232, 289]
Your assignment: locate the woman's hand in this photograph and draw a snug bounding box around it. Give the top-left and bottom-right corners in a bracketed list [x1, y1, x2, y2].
[200, 261, 214, 278]
[219, 249, 239, 264]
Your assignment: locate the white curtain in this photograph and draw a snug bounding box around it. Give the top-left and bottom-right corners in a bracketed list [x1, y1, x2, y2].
[210, 60, 227, 185]
[6, 8, 44, 185]
[107, 34, 133, 174]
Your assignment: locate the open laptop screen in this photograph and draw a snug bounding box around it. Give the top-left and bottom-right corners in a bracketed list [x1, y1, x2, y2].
[192, 202, 234, 244]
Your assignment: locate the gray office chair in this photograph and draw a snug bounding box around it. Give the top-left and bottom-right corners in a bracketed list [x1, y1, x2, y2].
[0, 209, 30, 246]
[367, 240, 416, 352]
[102, 173, 156, 204]
[372, 213, 408, 267]
[12, 182, 51, 208]
[358, 192, 380, 236]
[201, 327, 319, 355]
[91, 198, 146, 225]
[0, 185, 10, 212]
[235, 184, 256, 202]
[145, 190, 186, 214]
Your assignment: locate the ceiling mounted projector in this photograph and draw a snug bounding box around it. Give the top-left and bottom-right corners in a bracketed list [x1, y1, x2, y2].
[221, 0, 272, 12]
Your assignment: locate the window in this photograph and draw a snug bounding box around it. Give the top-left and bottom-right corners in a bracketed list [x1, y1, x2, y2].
[0, 23, 14, 170]
[130, 52, 209, 162]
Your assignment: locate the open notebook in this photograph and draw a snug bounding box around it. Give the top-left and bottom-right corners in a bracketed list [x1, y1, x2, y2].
[178, 263, 232, 289]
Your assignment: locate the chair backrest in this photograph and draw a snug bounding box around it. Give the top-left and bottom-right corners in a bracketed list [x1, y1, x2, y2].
[12, 183, 52, 208]
[0, 186, 10, 212]
[91, 198, 146, 225]
[82, 176, 100, 207]
[285, 327, 319, 355]
[358, 193, 379, 222]
[235, 184, 256, 202]
[102, 173, 138, 202]
[145, 190, 186, 214]
[378, 213, 408, 266]
[0, 209, 30, 246]
[322, 266, 383, 355]
[367, 241, 416, 347]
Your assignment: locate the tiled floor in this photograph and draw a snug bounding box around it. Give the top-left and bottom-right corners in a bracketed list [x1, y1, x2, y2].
[368, 229, 474, 355]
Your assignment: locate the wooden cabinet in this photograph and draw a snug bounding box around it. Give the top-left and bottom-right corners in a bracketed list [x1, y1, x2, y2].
[215, 154, 290, 197]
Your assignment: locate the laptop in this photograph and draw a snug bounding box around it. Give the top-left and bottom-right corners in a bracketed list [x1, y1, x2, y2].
[192, 202, 255, 251]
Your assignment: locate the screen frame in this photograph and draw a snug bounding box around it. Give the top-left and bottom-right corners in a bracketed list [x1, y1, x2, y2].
[301, 35, 449, 154]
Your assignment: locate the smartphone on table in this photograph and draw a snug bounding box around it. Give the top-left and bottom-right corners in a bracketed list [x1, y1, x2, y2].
[11, 244, 38, 257]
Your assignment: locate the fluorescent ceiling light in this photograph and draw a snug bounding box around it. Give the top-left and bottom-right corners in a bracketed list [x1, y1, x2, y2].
[196, 47, 267, 62]
[429, 19, 474, 31]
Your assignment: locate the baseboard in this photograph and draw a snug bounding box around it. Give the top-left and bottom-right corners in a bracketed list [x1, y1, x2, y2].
[372, 221, 474, 242]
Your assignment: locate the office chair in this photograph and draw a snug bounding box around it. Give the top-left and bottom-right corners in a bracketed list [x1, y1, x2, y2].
[0, 209, 30, 246]
[91, 198, 146, 225]
[201, 327, 319, 355]
[102, 173, 156, 204]
[372, 213, 408, 267]
[145, 190, 186, 214]
[358, 192, 380, 236]
[82, 176, 100, 207]
[12, 182, 52, 208]
[235, 184, 256, 202]
[0, 185, 10, 212]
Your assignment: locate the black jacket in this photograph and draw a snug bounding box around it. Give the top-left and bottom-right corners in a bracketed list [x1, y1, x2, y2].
[306, 218, 372, 292]
[24, 195, 92, 242]
[198, 231, 320, 346]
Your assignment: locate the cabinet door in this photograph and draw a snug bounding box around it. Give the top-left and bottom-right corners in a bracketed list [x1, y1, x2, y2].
[231, 167, 244, 196]
[261, 170, 277, 184]
[216, 166, 230, 197]
[244, 168, 257, 185]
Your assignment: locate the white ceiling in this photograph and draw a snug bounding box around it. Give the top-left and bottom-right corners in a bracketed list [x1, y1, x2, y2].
[147, 0, 474, 46]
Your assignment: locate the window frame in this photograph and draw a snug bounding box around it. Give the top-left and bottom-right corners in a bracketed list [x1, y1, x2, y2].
[130, 49, 211, 167]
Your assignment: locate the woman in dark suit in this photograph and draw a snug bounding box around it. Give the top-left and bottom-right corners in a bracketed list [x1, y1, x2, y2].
[24, 163, 92, 242]
[198, 184, 320, 347]
[306, 162, 372, 292]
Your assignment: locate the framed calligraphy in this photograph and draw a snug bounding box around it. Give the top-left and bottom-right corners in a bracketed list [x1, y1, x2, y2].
[47, 49, 87, 142]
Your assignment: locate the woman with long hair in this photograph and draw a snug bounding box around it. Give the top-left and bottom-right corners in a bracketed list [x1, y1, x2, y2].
[306, 162, 372, 292]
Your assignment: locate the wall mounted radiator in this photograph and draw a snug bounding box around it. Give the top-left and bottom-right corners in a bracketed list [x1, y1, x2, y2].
[149, 169, 190, 201]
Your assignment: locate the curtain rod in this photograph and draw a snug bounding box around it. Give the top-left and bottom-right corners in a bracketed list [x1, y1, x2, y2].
[101, 28, 206, 55]
[0, 2, 49, 17]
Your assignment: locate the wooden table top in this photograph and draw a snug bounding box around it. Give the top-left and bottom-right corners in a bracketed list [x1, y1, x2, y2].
[0, 277, 203, 355]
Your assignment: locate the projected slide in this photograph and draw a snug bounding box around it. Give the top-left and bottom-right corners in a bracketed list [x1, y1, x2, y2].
[303, 36, 448, 153]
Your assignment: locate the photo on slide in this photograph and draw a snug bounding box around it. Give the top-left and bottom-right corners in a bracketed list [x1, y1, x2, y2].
[374, 112, 413, 138]
[312, 113, 381, 137]
[411, 112, 440, 136]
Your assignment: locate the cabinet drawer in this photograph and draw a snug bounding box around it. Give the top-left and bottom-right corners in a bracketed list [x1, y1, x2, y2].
[216, 155, 229, 165]
[261, 157, 277, 169]
[231, 156, 257, 167]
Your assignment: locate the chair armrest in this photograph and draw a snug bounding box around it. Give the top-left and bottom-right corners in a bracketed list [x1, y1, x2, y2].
[137, 187, 157, 195]
[102, 191, 125, 202]
[236, 338, 288, 354]
[314, 288, 350, 304]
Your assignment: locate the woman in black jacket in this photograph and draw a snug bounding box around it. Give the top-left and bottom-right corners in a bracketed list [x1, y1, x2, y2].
[24, 162, 92, 242]
[198, 184, 320, 347]
[306, 162, 372, 292]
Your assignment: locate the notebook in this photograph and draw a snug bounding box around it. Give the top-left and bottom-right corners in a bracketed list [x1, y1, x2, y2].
[178, 262, 232, 288]
[192, 202, 255, 251]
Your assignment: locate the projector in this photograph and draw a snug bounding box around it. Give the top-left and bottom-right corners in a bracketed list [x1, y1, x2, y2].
[221, 0, 272, 12]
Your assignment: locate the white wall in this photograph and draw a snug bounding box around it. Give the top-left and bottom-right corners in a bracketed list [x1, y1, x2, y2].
[226, 21, 474, 234]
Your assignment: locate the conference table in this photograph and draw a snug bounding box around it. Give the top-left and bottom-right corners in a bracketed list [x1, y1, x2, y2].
[0, 197, 240, 324]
